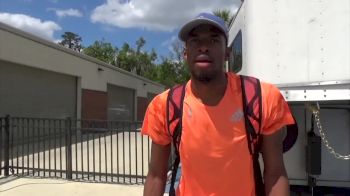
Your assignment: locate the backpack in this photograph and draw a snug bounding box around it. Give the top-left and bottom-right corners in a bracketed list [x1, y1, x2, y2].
[166, 75, 298, 196]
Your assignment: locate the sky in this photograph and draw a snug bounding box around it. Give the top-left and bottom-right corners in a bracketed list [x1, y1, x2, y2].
[0, 0, 241, 58]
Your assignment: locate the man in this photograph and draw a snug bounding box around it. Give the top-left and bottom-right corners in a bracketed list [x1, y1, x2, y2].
[142, 12, 294, 196]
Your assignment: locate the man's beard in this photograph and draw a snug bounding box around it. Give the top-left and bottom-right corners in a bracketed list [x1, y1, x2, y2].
[191, 70, 217, 83]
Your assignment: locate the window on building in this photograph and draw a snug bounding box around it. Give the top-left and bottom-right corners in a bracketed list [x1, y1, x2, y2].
[229, 30, 243, 73]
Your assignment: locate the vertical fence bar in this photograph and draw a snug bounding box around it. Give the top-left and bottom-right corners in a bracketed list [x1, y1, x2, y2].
[104, 130, 107, 182]
[4, 115, 10, 176]
[21, 118, 25, 176]
[93, 129, 96, 181]
[36, 119, 40, 176]
[19, 118, 22, 175]
[15, 118, 19, 175]
[87, 128, 90, 180]
[43, 119, 46, 177]
[27, 118, 30, 176]
[54, 120, 57, 178]
[59, 120, 63, 178]
[66, 118, 72, 180]
[123, 122, 125, 183]
[135, 123, 138, 183]
[12, 120, 16, 174]
[49, 119, 51, 177]
[141, 128, 144, 183]
[41, 119, 44, 177]
[58, 120, 61, 177]
[110, 122, 113, 183]
[0, 118, 3, 176]
[36, 119, 39, 177]
[46, 119, 49, 177]
[44, 119, 48, 177]
[10, 117, 13, 175]
[32, 119, 35, 175]
[42, 119, 46, 176]
[116, 122, 119, 183]
[44, 119, 48, 176]
[99, 132, 101, 181]
[80, 120, 84, 180]
[129, 122, 132, 183]
[75, 120, 78, 180]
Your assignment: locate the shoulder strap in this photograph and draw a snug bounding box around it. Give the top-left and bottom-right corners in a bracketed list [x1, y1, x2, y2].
[240, 74, 299, 196]
[166, 84, 186, 196]
[166, 84, 186, 146]
[240, 75, 299, 153]
[240, 75, 262, 154]
[240, 75, 265, 196]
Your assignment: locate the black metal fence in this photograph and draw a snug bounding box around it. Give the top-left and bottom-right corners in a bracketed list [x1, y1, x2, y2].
[0, 116, 151, 184]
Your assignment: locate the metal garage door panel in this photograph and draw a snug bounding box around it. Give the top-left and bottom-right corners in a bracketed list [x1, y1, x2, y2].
[107, 84, 135, 121]
[0, 61, 77, 118]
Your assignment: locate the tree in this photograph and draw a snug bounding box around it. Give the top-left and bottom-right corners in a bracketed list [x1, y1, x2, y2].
[149, 39, 190, 87]
[138, 48, 157, 78]
[136, 37, 146, 54]
[134, 37, 154, 75]
[157, 58, 177, 87]
[170, 39, 184, 63]
[116, 43, 137, 72]
[58, 32, 83, 52]
[80, 36, 188, 86]
[115, 37, 158, 77]
[213, 9, 235, 26]
[84, 39, 117, 65]
[168, 39, 190, 84]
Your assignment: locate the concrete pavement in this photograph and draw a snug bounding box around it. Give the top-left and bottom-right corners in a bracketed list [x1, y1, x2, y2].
[0, 177, 144, 196]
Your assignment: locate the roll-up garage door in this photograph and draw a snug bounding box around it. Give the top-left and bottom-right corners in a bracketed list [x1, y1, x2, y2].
[107, 84, 135, 121]
[0, 61, 77, 118]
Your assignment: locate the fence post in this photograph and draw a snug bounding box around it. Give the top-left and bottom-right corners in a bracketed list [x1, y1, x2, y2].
[65, 117, 72, 180]
[4, 115, 10, 176]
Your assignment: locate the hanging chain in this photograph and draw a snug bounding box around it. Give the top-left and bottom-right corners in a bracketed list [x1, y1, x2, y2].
[307, 104, 350, 160]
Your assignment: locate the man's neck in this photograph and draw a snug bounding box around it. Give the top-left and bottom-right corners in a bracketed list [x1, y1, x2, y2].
[190, 73, 228, 106]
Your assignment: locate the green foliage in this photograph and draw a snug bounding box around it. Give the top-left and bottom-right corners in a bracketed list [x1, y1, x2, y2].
[213, 9, 235, 26]
[81, 35, 189, 87]
[155, 40, 190, 87]
[156, 57, 190, 87]
[115, 37, 159, 81]
[83, 39, 117, 65]
[58, 32, 83, 52]
[116, 43, 136, 72]
[168, 40, 190, 84]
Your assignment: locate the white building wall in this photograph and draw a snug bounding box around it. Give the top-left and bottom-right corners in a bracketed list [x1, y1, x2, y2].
[0, 22, 164, 96]
[0, 22, 164, 120]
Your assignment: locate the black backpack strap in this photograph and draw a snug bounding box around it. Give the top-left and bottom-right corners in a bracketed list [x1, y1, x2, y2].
[240, 75, 263, 153]
[240, 75, 265, 196]
[166, 84, 186, 196]
[241, 75, 299, 195]
[240, 75, 299, 153]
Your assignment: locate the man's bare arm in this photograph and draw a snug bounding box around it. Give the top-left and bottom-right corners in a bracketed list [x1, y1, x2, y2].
[143, 142, 171, 196]
[262, 129, 290, 196]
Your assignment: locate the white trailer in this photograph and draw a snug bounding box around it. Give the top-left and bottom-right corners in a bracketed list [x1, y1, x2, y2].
[228, 0, 350, 193]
